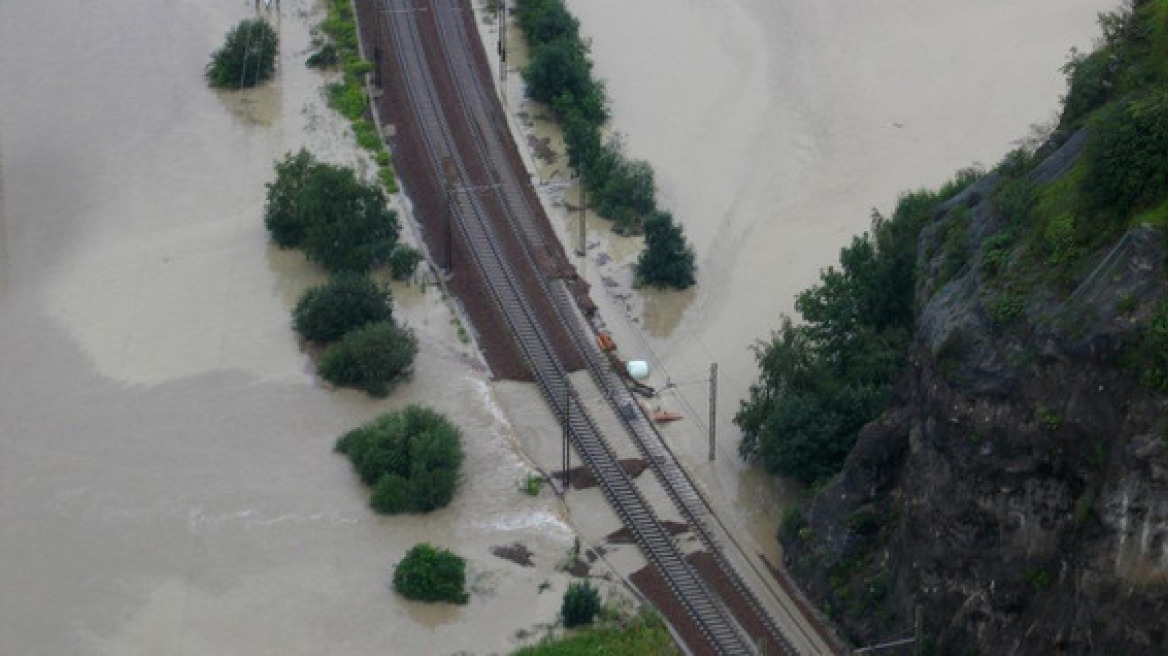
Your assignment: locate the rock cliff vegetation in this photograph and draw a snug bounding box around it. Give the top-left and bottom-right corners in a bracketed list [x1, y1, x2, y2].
[740, 1, 1168, 652]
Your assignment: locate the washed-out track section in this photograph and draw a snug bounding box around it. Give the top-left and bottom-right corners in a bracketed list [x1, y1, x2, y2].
[368, 0, 810, 653]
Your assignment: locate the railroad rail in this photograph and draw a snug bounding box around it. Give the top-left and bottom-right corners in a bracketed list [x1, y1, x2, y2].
[374, 1, 813, 653]
[422, 5, 811, 653]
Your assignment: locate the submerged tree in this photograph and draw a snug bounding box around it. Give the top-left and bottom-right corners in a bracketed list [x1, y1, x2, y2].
[206, 19, 278, 88]
[292, 272, 394, 344]
[393, 543, 468, 604]
[263, 150, 400, 273]
[635, 211, 696, 289]
[335, 405, 464, 513]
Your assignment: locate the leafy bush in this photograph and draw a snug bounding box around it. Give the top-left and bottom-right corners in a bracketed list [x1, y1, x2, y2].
[519, 472, 544, 496]
[635, 211, 696, 289]
[393, 543, 469, 604]
[388, 244, 424, 280]
[206, 19, 278, 88]
[985, 292, 1027, 326]
[561, 581, 601, 628]
[292, 273, 393, 344]
[319, 321, 417, 396]
[327, 80, 368, 121]
[1042, 213, 1083, 264]
[334, 405, 464, 512]
[980, 232, 1015, 278]
[513, 611, 678, 655]
[995, 175, 1039, 224]
[352, 119, 382, 151]
[778, 506, 808, 544]
[306, 42, 339, 69]
[593, 152, 657, 233]
[939, 212, 970, 284]
[1125, 298, 1168, 392]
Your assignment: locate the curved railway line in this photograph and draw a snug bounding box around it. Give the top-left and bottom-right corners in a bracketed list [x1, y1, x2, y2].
[362, 1, 831, 653]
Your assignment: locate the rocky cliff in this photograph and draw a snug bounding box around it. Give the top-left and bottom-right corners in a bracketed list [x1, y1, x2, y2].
[782, 128, 1168, 653]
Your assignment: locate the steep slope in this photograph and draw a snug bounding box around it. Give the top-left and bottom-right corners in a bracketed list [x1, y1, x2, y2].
[769, 1, 1168, 652]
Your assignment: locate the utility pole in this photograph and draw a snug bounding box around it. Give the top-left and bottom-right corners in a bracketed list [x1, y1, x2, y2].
[562, 383, 571, 493]
[442, 158, 458, 274]
[914, 606, 924, 656]
[709, 363, 717, 461]
[498, 0, 507, 89]
[575, 168, 586, 256]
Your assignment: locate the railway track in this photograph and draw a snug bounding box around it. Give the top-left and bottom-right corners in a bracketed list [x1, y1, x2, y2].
[423, 5, 814, 654]
[372, 1, 816, 653]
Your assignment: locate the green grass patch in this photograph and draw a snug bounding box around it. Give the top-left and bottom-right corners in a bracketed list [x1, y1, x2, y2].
[311, 0, 399, 195]
[1131, 197, 1168, 227]
[511, 611, 679, 655]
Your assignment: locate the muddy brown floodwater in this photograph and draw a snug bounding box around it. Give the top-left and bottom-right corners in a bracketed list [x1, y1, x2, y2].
[0, 1, 594, 654]
[508, 0, 1116, 561]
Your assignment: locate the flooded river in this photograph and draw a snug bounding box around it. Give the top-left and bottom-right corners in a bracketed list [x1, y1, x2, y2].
[549, 0, 1114, 544]
[1, 0, 1116, 652]
[0, 1, 574, 653]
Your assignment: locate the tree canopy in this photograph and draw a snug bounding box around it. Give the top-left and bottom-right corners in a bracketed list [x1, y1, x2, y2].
[206, 19, 278, 88]
[263, 149, 400, 273]
[735, 184, 958, 485]
[635, 211, 696, 289]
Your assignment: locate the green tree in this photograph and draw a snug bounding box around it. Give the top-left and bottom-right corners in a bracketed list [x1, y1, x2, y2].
[334, 405, 464, 513]
[300, 164, 400, 272]
[523, 38, 594, 108]
[635, 211, 696, 289]
[264, 149, 319, 248]
[206, 19, 278, 88]
[292, 272, 393, 344]
[393, 543, 469, 604]
[594, 154, 657, 233]
[1084, 90, 1168, 219]
[561, 581, 601, 628]
[319, 321, 417, 397]
[736, 185, 956, 485]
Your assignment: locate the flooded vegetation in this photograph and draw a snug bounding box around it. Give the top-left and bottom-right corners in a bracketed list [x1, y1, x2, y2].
[0, 1, 583, 653]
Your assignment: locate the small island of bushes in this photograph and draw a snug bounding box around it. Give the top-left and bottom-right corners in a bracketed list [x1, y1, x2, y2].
[206, 18, 278, 89]
[265, 149, 421, 396]
[393, 542, 469, 604]
[335, 405, 464, 514]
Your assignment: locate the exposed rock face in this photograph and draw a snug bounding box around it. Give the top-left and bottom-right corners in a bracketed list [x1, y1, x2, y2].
[783, 133, 1168, 654]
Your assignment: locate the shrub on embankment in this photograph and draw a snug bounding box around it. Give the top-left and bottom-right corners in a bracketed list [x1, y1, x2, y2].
[514, 0, 696, 289]
[335, 405, 463, 512]
[207, 19, 278, 88]
[393, 543, 469, 604]
[512, 610, 678, 655]
[307, 0, 398, 193]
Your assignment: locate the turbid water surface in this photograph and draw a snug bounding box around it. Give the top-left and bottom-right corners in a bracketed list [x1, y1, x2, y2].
[542, 0, 1117, 549]
[0, 1, 577, 654]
